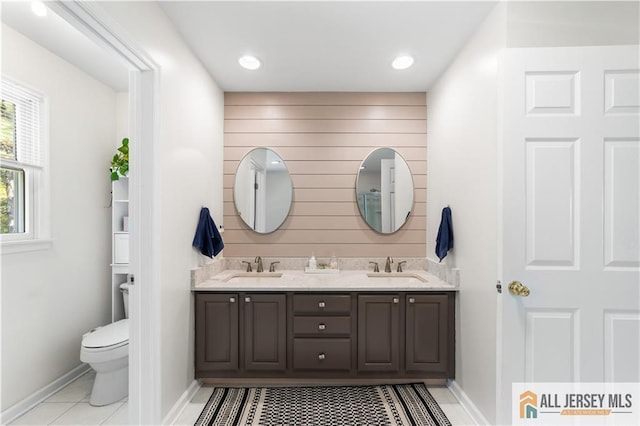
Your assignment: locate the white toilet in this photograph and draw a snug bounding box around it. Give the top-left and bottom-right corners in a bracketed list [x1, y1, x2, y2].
[80, 283, 130, 406]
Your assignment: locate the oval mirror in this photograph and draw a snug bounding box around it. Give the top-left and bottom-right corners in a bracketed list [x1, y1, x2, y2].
[356, 148, 414, 233]
[234, 148, 293, 233]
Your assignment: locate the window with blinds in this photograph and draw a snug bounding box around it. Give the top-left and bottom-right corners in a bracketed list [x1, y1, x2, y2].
[1, 77, 45, 236]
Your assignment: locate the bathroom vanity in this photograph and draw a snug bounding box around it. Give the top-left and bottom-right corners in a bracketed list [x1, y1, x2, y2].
[193, 270, 456, 380]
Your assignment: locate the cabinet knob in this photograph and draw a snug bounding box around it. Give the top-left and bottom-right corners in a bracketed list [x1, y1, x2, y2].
[229, 297, 236, 303]
[318, 323, 326, 331]
[318, 301, 326, 308]
[393, 298, 399, 304]
[245, 297, 251, 303]
[318, 353, 326, 361]
[409, 297, 415, 304]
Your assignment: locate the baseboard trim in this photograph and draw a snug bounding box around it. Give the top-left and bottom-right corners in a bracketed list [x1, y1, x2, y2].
[1, 364, 91, 424]
[448, 380, 490, 426]
[163, 379, 201, 425]
[200, 378, 448, 387]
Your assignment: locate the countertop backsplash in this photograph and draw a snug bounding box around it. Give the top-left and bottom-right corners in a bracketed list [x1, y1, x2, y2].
[427, 258, 460, 288]
[191, 256, 226, 286]
[192, 256, 436, 287]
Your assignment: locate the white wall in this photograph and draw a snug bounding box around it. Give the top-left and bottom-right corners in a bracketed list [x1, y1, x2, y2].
[1, 24, 117, 409]
[426, 4, 506, 423]
[506, 1, 640, 48]
[115, 92, 129, 145]
[95, 2, 225, 420]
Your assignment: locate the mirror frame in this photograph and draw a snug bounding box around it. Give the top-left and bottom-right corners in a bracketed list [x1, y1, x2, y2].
[233, 147, 293, 234]
[355, 147, 414, 234]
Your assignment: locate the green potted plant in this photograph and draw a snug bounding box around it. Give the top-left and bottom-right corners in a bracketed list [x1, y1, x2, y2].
[110, 137, 129, 181]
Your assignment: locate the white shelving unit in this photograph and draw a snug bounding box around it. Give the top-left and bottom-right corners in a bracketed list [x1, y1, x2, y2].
[111, 177, 129, 322]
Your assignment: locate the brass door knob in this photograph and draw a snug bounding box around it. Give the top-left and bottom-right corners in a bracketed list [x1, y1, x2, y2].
[508, 281, 530, 297]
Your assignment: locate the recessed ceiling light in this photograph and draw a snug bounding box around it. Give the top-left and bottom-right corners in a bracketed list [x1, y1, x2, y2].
[239, 55, 261, 70]
[392, 55, 414, 70]
[31, 1, 48, 17]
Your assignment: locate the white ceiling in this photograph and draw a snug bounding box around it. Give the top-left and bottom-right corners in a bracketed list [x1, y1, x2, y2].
[2, 1, 497, 93]
[160, 1, 498, 92]
[1, 1, 129, 92]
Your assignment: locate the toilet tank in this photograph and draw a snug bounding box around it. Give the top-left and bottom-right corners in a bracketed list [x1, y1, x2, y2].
[119, 282, 130, 319]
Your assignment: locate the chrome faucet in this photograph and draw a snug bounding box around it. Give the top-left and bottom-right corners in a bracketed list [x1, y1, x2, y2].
[255, 256, 264, 273]
[269, 261, 280, 272]
[384, 257, 394, 273]
[397, 261, 407, 273]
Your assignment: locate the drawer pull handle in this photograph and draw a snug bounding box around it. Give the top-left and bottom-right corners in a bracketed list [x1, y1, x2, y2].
[245, 297, 251, 303]
[393, 298, 399, 304]
[229, 297, 236, 303]
[409, 298, 415, 304]
[318, 323, 326, 331]
[318, 353, 326, 361]
[318, 301, 326, 308]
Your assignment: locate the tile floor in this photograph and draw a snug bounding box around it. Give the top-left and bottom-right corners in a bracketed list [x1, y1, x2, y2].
[12, 374, 476, 425]
[9, 371, 128, 425]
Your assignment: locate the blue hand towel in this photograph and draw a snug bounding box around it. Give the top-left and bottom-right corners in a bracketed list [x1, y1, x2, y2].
[435, 206, 453, 262]
[193, 207, 224, 258]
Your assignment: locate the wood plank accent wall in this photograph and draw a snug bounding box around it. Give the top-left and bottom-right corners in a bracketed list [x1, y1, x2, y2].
[223, 92, 427, 258]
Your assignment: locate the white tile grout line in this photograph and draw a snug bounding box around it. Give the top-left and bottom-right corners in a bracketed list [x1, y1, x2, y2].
[47, 401, 81, 426]
[100, 401, 126, 425]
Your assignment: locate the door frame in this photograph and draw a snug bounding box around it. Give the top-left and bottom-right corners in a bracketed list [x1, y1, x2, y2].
[50, 2, 161, 423]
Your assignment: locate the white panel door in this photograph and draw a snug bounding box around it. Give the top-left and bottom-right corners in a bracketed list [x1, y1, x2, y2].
[499, 45, 640, 423]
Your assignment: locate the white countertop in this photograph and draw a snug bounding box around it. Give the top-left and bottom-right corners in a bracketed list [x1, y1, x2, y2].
[192, 270, 457, 292]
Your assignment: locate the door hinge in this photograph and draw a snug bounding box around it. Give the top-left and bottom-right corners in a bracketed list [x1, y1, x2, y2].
[496, 280, 502, 294]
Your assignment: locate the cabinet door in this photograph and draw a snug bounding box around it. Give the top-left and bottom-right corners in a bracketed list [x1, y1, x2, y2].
[405, 294, 451, 374]
[195, 293, 238, 373]
[244, 294, 287, 371]
[357, 294, 400, 371]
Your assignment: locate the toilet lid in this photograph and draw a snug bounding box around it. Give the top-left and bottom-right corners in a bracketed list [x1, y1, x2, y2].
[83, 319, 129, 348]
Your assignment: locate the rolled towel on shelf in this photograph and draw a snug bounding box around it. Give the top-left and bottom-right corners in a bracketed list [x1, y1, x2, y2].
[193, 207, 224, 258]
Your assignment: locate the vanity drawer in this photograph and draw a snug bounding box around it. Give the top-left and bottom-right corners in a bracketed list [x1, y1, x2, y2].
[293, 294, 351, 314]
[293, 338, 351, 370]
[293, 316, 351, 336]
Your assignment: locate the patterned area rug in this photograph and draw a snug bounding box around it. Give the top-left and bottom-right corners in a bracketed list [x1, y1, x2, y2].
[194, 383, 452, 426]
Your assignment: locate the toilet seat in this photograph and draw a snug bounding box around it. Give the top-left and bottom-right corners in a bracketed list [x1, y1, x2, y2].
[81, 319, 129, 365]
[82, 319, 128, 349]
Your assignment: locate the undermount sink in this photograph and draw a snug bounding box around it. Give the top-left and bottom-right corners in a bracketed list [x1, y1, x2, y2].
[366, 272, 428, 283]
[221, 272, 283, 282]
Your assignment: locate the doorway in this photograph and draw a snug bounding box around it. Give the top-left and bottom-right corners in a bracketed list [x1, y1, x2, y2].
[49, 2, 161, 423]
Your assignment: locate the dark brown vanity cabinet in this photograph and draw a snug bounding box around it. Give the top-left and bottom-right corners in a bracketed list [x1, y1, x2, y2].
[195, 293, 239, 373]
[292, 294, 353, 372]
[405, 294, 453, 374]
[243, 294, 287, 371]
[357, 294, 400, 372]
[195, 291, 455, 379]
[195, 293, 286, 376]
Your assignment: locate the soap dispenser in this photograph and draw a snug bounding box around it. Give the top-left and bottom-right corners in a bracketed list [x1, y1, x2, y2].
[308, 253, 317, 270]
